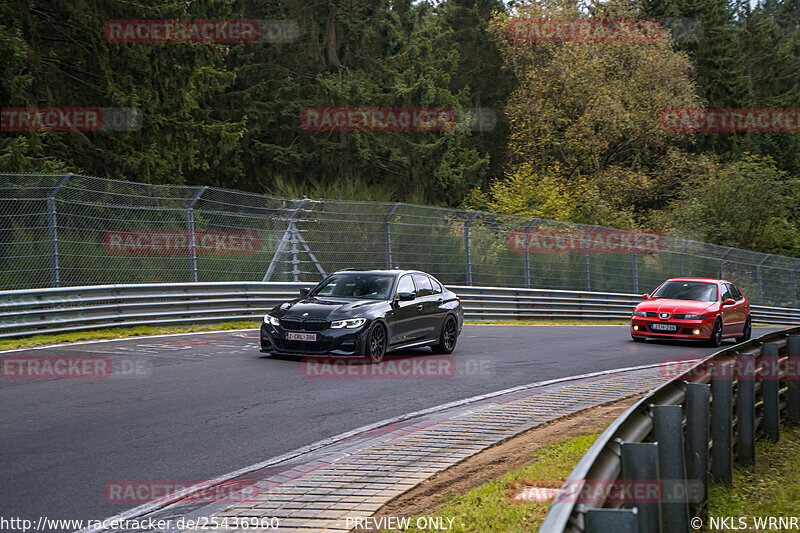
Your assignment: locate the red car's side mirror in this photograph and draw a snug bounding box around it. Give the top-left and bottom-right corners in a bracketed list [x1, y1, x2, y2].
[723, 298, 735, 306]
[641, 294, 649, 300]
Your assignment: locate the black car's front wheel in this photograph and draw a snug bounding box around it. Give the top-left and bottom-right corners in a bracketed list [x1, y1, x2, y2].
[432, 315, 458, 354]
[364, 322, 387, 363]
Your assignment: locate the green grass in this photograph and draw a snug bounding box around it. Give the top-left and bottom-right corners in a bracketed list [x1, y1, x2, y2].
[707, 424, 800, 530]
[0, 321, 260, 351]
[382, 433, 599, 533]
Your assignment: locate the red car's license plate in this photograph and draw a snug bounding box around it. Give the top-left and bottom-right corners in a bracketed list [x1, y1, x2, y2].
[286, 332, 317, 341]
[651, 323, 677, 332]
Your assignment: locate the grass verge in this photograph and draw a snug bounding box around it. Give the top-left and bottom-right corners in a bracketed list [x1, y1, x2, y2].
[380, 433, 598, 533]
[706, 424, 800, 529]
[0, 321, 261, 351]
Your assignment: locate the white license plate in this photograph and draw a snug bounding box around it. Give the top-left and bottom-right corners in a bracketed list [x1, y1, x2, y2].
[651, 323, 677, 332]
[286, 332, 317, 342]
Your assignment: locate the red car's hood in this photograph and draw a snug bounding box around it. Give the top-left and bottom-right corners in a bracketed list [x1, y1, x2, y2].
[635, 299, 717, 315]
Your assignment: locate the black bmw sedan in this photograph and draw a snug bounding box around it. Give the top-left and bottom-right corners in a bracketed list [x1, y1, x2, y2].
[261, 269, 464, 362]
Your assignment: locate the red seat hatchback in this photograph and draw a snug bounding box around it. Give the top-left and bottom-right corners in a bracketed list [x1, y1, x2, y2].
[630, 278, 751, 347]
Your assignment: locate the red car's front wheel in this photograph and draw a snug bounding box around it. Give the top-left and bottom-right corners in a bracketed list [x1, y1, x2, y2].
[708, 318, 723, 347]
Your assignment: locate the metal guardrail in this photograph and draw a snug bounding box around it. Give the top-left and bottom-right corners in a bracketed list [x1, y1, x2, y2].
[1, 283, 799, 339]
[539, 327, 800, 533]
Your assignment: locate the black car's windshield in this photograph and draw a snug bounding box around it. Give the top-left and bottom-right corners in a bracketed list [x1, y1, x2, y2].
[311, 273, 394, 299]
[650, 281, 718, 302]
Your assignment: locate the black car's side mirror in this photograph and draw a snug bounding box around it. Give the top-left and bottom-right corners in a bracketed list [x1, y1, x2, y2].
[396, 292, 416, 301]
[299, 288, 310, 297]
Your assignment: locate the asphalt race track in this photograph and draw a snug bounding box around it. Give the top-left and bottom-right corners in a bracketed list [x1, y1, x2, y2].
[0, 325, 781, 526]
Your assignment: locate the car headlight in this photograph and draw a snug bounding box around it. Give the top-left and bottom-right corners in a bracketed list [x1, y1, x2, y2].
[683, 314, 707, 320]
[330, 318, 367, 329]
[632, 310, 647, 317]
[265, 314, 280, 326]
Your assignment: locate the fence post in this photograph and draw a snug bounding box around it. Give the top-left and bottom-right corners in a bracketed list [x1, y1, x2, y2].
[653, 405, 690, 533]
[632, 234, 643, 294]
[685, 383, 710, 508]
[621, 442, 660, 533]
[464, 212, 479, 285]
[789, 336, 800, 425]
[756, 255, 770, 305]
[792, 259, 800, 308]
[677, 240, 692, 277]
[762, 342, 780, 442]
[586, 509, 639, 533]
[584, 226, 599, 291]
[718, 247, 733, 279]
[710, 366, 733, 485]
[384, 203, 400, 269]
[523, 219, 539, 289]
[187, 186, 207, 283]
[736, 352, 756, 465]
[47, 173, 71, 287]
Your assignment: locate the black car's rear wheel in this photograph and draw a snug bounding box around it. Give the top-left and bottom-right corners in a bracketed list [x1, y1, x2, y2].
[432, 315, 458, 354]
[364, 322, 387, 363]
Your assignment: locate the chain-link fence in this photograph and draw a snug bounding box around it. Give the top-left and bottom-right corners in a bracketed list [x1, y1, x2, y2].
[1, 172, 799, 307]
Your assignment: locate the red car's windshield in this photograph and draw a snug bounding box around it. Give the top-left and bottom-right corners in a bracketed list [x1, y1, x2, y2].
[650, 281, 719, 302]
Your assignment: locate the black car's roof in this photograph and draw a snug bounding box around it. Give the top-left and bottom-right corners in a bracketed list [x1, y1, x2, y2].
[332, 269, 433, 277]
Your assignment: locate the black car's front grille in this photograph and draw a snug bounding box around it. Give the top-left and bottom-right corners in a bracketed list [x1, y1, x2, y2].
[302, 319, 328, 332]
[280, 318, 303, 331]
[279, 318, 330, 331]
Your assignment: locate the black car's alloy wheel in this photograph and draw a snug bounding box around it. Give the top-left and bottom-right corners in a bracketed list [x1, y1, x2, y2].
[432, 315, 458, 354]
[365, 322, 387, 363]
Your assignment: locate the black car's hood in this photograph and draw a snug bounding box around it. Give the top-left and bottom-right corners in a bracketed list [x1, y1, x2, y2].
[278, 297, 385, 319]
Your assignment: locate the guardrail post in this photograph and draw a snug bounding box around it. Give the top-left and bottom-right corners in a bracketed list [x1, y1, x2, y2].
[464, 212, 479, 285]
[653, 405, 690, 533]
[762, 342, 780, 441]
[47, 173, 71, 287]
[384, 203, 399, 269]
[789, 336, 800, 425]
[736, 353, 756, 465]
[685, 383, 710, 508]
[187, 186, 207, 283]
[586, 508, 639, 532]
[710, 366, 733, 485]
[792, 260, 800, 308]
[621, 442, 660, 533]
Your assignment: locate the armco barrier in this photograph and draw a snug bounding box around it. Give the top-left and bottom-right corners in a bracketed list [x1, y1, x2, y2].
[0, 283, 799, 338]
[539, 327, 800, 533]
